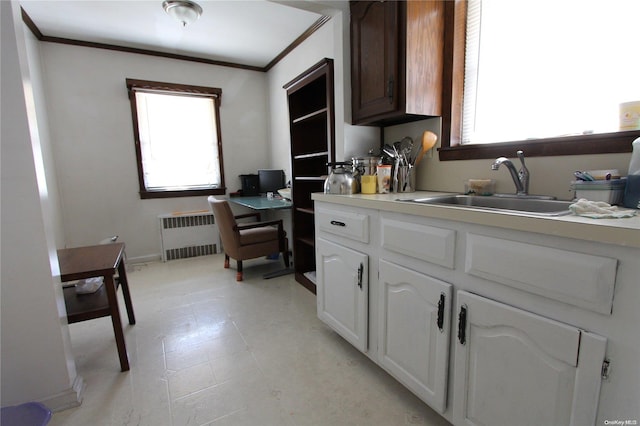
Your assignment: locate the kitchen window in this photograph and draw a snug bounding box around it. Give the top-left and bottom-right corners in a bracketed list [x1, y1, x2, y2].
[439, 0, 640, 161]
[126, 79, 226, 198]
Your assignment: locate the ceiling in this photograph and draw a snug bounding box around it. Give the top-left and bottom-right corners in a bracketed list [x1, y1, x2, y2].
[19, 0, 342, 70]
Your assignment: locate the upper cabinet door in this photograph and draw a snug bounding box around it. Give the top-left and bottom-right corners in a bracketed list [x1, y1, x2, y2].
[378, 260, 452, 413]
[453, 290, 606, 426]
[350, 1, 444, 126]
[316, 238, 369, 353]
[350, 1, 400, 124]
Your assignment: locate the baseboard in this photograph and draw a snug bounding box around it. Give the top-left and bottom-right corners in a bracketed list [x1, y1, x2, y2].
[126, 253, 162, 264]
[40, 374, 84, 412]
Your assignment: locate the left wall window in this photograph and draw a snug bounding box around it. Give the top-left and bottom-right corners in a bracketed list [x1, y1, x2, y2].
[126, 79, 225, 199]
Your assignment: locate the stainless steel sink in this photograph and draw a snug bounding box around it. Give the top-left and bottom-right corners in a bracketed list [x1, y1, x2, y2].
[398, 195, 573, 216]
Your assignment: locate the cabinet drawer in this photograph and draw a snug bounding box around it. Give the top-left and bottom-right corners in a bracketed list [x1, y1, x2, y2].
[465, 234, 617, 315]
[316, 206, 369, 243]
[381, 217, 455, 268]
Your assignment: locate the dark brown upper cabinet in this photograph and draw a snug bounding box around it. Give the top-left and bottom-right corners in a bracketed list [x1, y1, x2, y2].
[350, 1, 444, 126]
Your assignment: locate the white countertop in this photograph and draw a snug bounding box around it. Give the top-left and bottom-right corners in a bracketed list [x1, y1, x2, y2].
[312, 191, 640, 249]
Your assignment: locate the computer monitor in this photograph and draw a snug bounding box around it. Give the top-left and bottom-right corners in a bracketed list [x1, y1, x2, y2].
[258, 169, 285, 194]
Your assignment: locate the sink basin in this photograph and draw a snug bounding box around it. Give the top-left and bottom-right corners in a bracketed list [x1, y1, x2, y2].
[399, 195, 573, 216]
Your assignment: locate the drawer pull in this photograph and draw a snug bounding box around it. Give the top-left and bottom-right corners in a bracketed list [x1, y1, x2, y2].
[330, 220, 346, 227]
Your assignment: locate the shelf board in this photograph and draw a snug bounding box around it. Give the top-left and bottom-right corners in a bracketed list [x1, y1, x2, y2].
[292, 107, 327, 124]
[293, 151, 329, 160]
[295, 207, 315, 215]
[303, 270, 317, 285]
[295, 272, 316, 294]
[294, 176, 326, 181]
[296, 236, 315, 247]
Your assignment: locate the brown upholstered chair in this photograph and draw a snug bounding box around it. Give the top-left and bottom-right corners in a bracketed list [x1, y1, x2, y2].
[208, 196, 289, 281]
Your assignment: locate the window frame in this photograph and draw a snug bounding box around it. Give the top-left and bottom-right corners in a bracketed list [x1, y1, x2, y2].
[439, 0, 640, 161]
[126, 78, 226, 199]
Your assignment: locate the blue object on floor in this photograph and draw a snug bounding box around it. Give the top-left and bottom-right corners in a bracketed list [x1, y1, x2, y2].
[1, 402, 52, 426]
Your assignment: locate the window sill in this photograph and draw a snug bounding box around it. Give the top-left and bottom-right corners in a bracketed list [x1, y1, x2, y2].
[140, 188, 226, 199]
[438, 130, 640, 161]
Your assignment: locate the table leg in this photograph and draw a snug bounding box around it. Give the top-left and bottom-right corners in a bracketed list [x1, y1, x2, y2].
[118, 260, 136, 325]
[104, 274, 129, 372]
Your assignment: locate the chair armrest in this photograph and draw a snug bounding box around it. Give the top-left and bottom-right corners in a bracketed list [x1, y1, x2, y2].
[234, 212, 261, 221]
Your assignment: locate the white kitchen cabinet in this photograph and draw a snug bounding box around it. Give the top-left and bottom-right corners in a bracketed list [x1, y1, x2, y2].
[465, 233, 617, 315]
[312, 197, 636, 425]
[378, 259, 452, 413]
[453, 290, 607, 426]
[316, 237, 369, 352]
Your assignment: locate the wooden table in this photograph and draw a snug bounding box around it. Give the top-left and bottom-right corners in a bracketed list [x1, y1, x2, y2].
[58, 243, 135, 371]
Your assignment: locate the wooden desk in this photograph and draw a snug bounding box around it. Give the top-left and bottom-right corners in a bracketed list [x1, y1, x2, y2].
[58, 243, 135, 371]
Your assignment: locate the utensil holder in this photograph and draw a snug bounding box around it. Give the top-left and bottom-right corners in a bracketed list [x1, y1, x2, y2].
[395, 165, 415, 193]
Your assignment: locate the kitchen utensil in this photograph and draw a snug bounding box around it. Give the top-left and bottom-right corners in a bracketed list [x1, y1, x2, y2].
[392, 141, 401, 162]
[382, 145, 396, 159]
[399, 136, 413, 165]
[324, 162, 359, 194]
[414, 131, 438, 166]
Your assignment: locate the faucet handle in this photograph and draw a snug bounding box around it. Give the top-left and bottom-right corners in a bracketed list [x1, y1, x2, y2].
[516, 150, 528, 171]
[516, 150, 530, 194]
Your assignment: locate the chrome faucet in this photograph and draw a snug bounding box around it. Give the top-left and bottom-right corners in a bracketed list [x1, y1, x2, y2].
[491, 150, 530, 195]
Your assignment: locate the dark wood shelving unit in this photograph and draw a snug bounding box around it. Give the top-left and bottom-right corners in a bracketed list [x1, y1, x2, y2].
[284, 58, 335, 294]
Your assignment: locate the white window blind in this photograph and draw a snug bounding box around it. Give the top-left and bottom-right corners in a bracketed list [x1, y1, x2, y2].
[462, 0, 640, 145]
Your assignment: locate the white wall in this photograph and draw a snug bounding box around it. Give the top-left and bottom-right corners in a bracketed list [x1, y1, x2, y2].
[40, 43, 271, 261]
[1, 1, 81, 409]
[385, 118, 633, 200]
[266, 7, 379, 180]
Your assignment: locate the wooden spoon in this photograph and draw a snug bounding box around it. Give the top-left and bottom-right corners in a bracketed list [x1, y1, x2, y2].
[414, 131, 438, 166]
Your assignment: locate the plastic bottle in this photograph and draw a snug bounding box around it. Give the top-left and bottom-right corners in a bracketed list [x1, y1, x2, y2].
[623, 137, 640, 208]
[628, 137, 640, 175]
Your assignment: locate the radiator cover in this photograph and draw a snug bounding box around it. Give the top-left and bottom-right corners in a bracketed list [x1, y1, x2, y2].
[158, 212, 219, 262]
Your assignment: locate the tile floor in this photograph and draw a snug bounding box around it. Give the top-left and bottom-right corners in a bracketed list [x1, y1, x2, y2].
[49, 254, 452, 426]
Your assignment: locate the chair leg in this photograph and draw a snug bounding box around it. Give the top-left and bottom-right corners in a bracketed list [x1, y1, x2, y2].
[236, 260, 243, 281]
[283, 249, 290, 268]
[224, 254, 230, 269]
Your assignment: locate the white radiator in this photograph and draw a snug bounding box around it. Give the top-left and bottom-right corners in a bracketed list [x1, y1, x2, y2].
[158, 211, 219, 262]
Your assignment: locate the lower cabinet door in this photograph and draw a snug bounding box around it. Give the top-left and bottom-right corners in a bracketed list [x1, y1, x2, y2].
[378, 260, 452, 413]
[316, 238, 368, 352]
[453, 290, 607, 426]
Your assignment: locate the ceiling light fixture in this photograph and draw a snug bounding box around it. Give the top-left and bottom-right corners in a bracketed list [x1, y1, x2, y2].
[162, 0, 203, 27]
